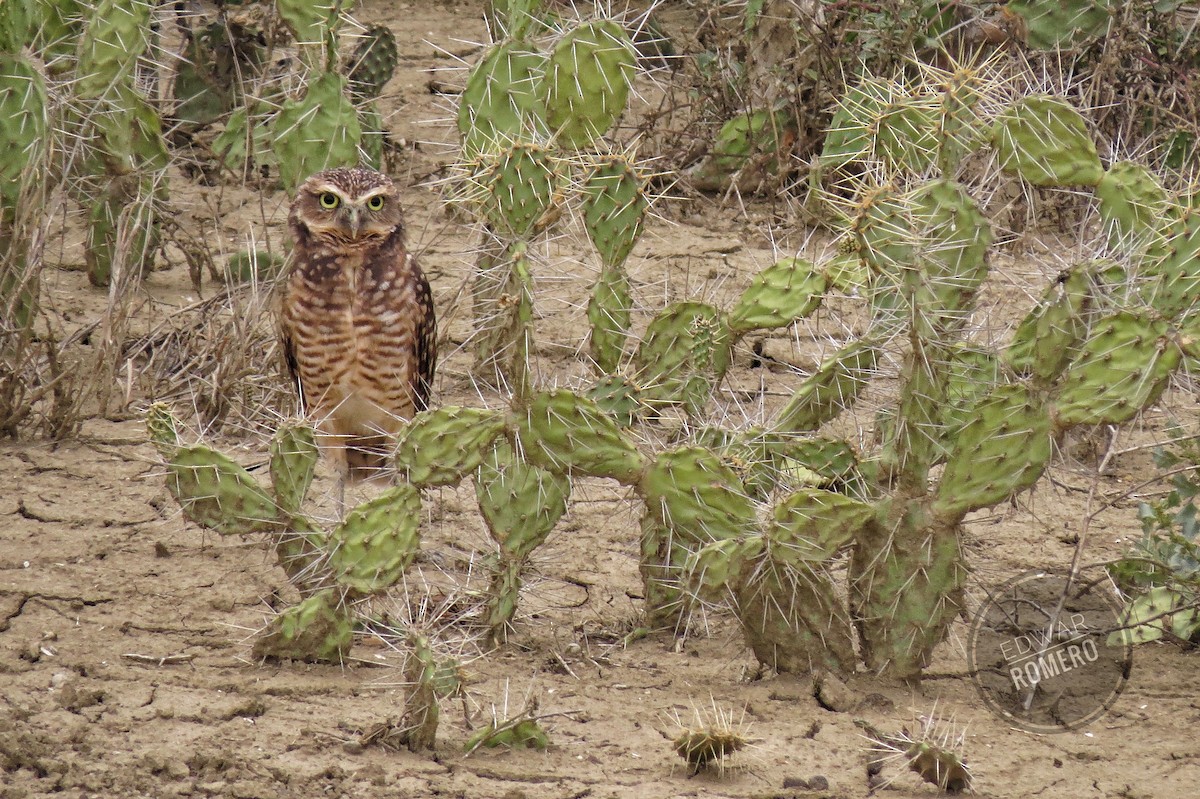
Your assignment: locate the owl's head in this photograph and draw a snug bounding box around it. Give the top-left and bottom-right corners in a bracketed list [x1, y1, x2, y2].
[290, 167, 404, 246]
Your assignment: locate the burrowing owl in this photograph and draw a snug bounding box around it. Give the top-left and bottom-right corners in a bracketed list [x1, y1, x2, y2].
[280, 167, 436, 496]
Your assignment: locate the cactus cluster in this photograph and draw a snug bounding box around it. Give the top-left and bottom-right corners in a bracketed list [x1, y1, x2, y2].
[146, 17, 1200, 694]
[148, 403, 424, 662]
[449, 7, 652, 392]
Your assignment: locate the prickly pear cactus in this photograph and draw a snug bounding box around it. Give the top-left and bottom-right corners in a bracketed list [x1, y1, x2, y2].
[582, 155, 647, 269]
[1007, 0, 1114, 50]
[345, 24, 398, 101]
[167, 445, 279, 536]
[772, 339, 878, 434]
[633, 302, 732, 417]
[992, 96, 1103, 187]
[638, 446, 756, 626]
[728, 257, 828, 335]
[270, 424, 319, 517]
[1096, 161, 1167, 250]
[253, 587, 356, 663]
[328, 484, 422, 594]
[394, 407, 507, 488]
[542, 20, 636, 150]
[476, 441, 570, 640]
[932, 384, 1053, 519]
[513, 390, 644, 484]
[480, 143, 559, 237]
[457, 42, 548, 157]
[272, 72, 361, 192]
[587, 264, 633, 374]
[1052, 311, 1181, 427]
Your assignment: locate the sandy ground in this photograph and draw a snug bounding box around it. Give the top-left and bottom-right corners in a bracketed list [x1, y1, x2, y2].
[3, 2, 1199, 798]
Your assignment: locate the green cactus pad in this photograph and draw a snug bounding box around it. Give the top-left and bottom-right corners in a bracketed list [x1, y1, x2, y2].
[728, 257, 828, 334]
[345, 24, 398, 101]
[1007, 0, 1114, 50]
[513, 390, 644, 484]
[395, 407, 507, 488]
[821, 76, 892, 169]
[1004, 267, 1093, 386]
[992, 96, 1103, 187]
[587, 265, 633, 374]
[933, 384, 1053, 519]
[639, 446, 757, 544]
[1096, 161, 1167, 250]
[773, 339, 878, 434]
[0, 55, 47, 201]
[253, 588, 355, 663]
[780, 436, 861, 488]
[586, 375, 642, 428]
[692, 109, 793, 190]
[1053, 311, 1181, 427]
[850, 512, 965, 679]
[542, 19, 636, 150]
[686, 535, 764, 601]
[328, 484, 422, 594]
[358, 103, 385, 170]
[167, 445, 278, 536]
[272, 72, 360, 192]
[735, 556, 858, 674]
[0, 0, 35, 53]
[767, 488, 876, 563]
[276, 0, 339, 54]
[1141, 207, 1200, 320]
[145, 403, 180, 460]
[269, 424, 319, 516]
[465, 719, 550, 752]
[874, 94, 939, 175]
[582, 155, 647, 268]
[476, 441, 570, 559]
[633, 302, 732, 416]
[75, 0, 151, 99]
[457, 42, 548, 156]
[480, 143, 559, 237]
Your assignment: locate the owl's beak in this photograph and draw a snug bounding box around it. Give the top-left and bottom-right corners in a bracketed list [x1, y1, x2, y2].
[343, 206, 362, 237]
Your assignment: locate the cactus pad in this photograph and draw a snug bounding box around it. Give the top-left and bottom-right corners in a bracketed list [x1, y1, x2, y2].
[1053, 311, 1181, 427]
[933, 384, 1053, 519]
[767, 488, 876, 563]
[480, 143, 559, 237]
[542, 20, 636, 150]
[345, 24, 398, 101]
[395, 407, 507, 488]
[513, 390, 644, 484]
[633, 302, 732, 415]
[168, 445, 278, 536]
[728, 256, 828, 334]
[145, 403, 180, 461]
[272, 72, 361, 192]
[1097, 161, 1167, 250]
[328, 484, 422, 594]
[457, 42, 548, 156]
[253, 588, 355, 663]
[992, 96, 1103, 187]
[773, 339, 878, 433]
[582, 155, 648, 268]
[269, 423, 319, 516]
[587, 265, 633, 373]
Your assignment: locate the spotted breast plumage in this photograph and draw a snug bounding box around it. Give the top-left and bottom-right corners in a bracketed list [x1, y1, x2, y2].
[280, 167, 436, 491]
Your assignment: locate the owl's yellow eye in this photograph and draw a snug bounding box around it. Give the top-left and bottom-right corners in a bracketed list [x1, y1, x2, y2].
[366, 195, 385, 211]
[318, 192, 340, 209]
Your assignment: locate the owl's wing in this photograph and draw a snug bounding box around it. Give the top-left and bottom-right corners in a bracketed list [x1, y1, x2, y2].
[277, 277, 306, 412]
[412, 255, 436, 412]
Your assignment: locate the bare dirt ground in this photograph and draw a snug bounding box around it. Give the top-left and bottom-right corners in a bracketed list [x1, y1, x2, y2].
[3, 2, 1200, 798]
